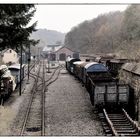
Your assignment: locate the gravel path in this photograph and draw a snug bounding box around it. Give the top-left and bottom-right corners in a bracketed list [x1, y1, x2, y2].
[45, 69, 103, 136]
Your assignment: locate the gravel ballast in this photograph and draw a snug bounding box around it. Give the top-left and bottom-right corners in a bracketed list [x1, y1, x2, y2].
[45, 69, 103, 136]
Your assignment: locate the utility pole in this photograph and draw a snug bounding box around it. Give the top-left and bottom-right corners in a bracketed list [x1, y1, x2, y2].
[19, 45, 22, 96]
[33, 55, 36, 72]
[47, 52, 50, 73]
[27, 45, 30, 84]
[0, 71, 1, 104]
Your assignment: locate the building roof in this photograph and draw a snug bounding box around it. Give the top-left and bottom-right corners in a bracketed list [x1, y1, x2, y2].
[55, 46, 79, 53]
[1, 48, 16, 54]
[110, 59, 128, 63]
[42, 46, 62, 52]
[122, 62, 140, 75]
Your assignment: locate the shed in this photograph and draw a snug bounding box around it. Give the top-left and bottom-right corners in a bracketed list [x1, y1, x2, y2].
[122, 62, 140, 75]
[43, 46, 80, 61]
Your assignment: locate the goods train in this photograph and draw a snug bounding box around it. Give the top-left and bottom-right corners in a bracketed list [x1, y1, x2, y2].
[0, 65, 16, 104]
[66, 58, 129, 110]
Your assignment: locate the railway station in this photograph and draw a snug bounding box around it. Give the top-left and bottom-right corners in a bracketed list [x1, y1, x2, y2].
[0, 3, 140, 137]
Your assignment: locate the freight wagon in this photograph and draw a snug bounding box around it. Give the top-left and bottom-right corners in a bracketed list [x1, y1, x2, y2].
[87, 76, 129, 109]
[66, 58, 130, 110]
[73, 61, 85, 77]
[8, 64, 25, 85]
[0, 65, 16, 104]
[66, 57, 81, 74]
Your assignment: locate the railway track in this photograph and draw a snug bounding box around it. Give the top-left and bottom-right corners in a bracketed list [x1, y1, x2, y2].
[19, 60, 63, 136]
[37, 62, 62, 89]
[20, 61, 43, 136]
[99, 108, 140, 136]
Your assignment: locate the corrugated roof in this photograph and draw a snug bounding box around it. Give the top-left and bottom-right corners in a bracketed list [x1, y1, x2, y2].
[122, 62, 140, 75]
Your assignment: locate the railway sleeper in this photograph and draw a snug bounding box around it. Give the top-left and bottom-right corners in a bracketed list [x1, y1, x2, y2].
[118, 133, 139, 136]
[104, 129, 112, 134]
[116, 129, 137, 133]
[115, 127, 136, 131]
[108, 114, 124, 117]
[111, 120, 130, 123]
[108, 116, 125, 119]
[109, 118, 127, 121]
[112, 121, 132, 125]
[114, 125, 134, 129]
[113, 123, 133, 127]
[102, 122, 109, 126]
[106, 133, 113, 136]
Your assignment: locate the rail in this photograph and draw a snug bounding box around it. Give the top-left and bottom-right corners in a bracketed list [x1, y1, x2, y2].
[100, 108, 140, 136]
[103, 108, 118, 136]
[20, 61, 41, 136]
[122, 108, 139, 133]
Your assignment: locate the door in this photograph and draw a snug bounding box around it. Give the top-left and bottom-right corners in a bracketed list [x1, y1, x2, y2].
[59, 53, 66, 61]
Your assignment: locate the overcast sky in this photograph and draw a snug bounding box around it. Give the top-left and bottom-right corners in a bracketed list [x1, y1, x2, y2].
[32, 4, 128, 33]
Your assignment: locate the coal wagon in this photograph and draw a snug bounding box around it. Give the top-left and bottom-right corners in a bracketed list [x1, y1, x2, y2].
[66, 57, 81, 74]
[88, 80, 129, 109]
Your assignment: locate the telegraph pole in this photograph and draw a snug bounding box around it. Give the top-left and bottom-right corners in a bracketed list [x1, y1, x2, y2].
[27, 45, 30, 84]
[47, 52, 50, 73]
[19, 45, 22, 96]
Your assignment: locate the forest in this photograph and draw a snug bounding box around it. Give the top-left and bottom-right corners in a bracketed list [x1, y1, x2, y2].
[64, 5, 140, 60]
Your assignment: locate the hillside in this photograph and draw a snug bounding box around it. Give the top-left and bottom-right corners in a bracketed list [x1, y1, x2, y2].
[64, 5, 140, 60]
[31, 29, 65, 47]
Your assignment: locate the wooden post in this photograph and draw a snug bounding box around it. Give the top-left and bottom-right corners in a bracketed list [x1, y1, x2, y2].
[19, 45, 22, 96]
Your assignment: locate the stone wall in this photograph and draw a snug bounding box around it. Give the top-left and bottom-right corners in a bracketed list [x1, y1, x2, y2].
[120, 69, 140, 123]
